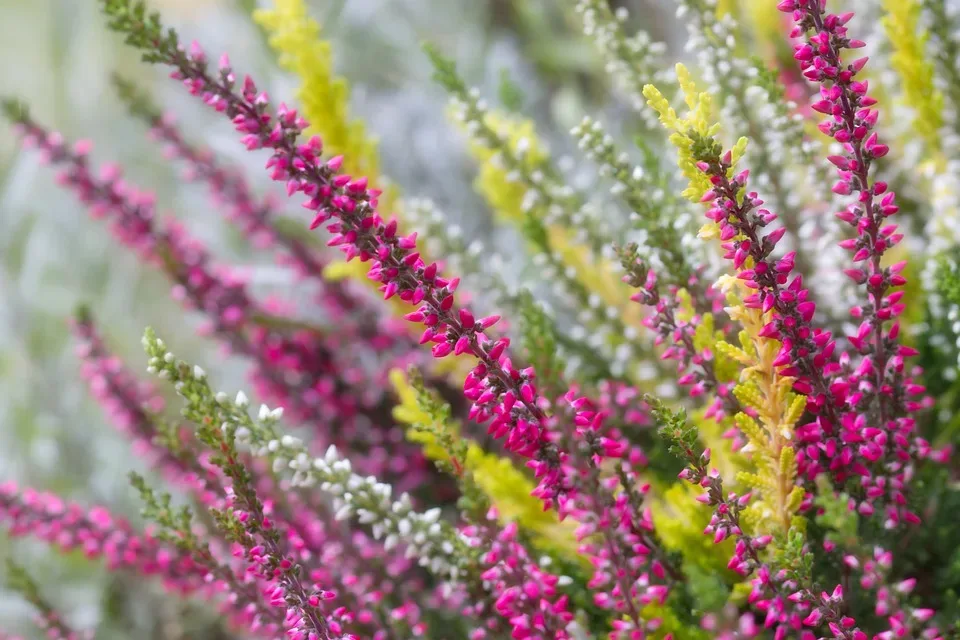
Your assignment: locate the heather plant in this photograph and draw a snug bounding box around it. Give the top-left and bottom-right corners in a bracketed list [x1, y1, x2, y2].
[2, 0, 960, 638]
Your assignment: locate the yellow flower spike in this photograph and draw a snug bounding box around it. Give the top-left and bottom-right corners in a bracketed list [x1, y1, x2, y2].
[882, 0, 945, 159]
[642, 84, 679, 130]
[731, 136, 749, 167]
[676, 64, 700, 112]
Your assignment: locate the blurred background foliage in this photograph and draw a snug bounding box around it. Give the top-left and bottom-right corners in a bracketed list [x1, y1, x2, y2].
[0, 0, 676, 635]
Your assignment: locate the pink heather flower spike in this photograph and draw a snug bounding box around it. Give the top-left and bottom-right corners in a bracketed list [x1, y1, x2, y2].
[462, 511, 575, 638]
[0, 482, 207, 594]
[686, 124, 930, 527]
[765, 0, 933, 527]
[651, 399, 867, 640]
[619, 247, 741, 427]
[113, 75, 391, 336]
[106, 21, 691, 627]
[133, 27, 560, 491]
[70, 313, 419, 636]
[212, 429, 360, 640]
[7, 107, 432, 492]
[70, 309, 222, 495]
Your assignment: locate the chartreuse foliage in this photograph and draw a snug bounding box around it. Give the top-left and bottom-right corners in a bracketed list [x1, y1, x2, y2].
[714, 275, 806, 540]
[426, 43, 641, 336]
[388, 367, 580, 561]
[457, 108, 633, 316]
[254, 0, 403, 295]
[642, 64, 748, 204]
[882, 0, 945, 158]
[650, 481, 734, 576]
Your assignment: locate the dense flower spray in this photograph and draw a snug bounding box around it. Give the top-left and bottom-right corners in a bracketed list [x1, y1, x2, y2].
[1, 0, 959, 637]
[4, 100, 436, 492]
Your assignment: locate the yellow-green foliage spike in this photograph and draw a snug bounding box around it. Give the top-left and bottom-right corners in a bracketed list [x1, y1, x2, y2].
[465, 110, 548, 226]
[457, 109, 644, 333]
[714, 339, 751, 368]
[463, 447, 580, 560]
[650, 482, 734, 576]
[733, 413, 767, 455]
[643, 64, 724, 203]
[715, 275, 807, 540]
[736, 471, 773, 493]
[732, 380, 765, 414]
[255, 0, 383, 186]
[784, 394, 805, 429]
[882, 0, 945, 157]
[786, 485, 805, 515]
[779, 446, 797, 483]
[388, 369, 580, 559]
[255, 0, 404, 297]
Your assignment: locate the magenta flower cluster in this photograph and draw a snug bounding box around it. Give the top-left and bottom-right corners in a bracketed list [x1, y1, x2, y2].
[0, 0, 957, 638]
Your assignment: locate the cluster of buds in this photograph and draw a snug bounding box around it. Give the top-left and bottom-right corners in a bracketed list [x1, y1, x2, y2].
[695, 141, 929, 526]
[841, 548, 940, 639]
[463, 516, 575, 639]
[558, 391, 673, 635]
[619, 247, 738, 419]
[666, 442, 865, 640]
